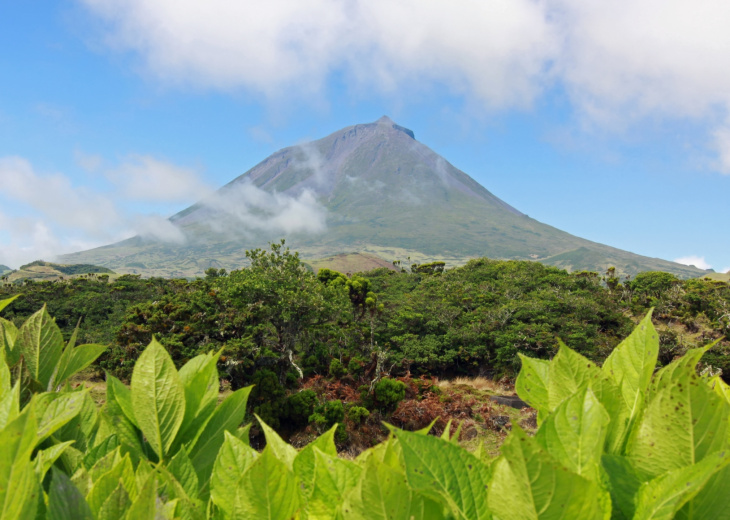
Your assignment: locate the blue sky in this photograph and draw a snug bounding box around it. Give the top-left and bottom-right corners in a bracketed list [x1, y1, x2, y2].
[1, 1, 728, 272]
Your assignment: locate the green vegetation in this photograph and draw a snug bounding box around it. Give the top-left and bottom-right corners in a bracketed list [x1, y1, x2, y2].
[2, 297, 728, 519]
[2, 247, 728, 433]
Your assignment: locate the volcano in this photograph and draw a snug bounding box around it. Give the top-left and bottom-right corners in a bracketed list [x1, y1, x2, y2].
[61, 117, 707, 278]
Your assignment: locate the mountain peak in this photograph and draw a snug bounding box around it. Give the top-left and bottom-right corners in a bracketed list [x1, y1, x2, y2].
[373, 115, 415, 140]
[60, 118, 710, 280]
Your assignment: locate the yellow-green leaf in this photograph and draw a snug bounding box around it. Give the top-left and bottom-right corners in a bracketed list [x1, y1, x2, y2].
[396, 427, 491, 520]
[17, 305, 64, 388]
[48, 467, 93, 520]
[488, 426, 608, 520]
[535, 386, 609, 482]
[130, 338, 185, 460]
[232, 447, 300, 520]
[210, 431, 258, 517]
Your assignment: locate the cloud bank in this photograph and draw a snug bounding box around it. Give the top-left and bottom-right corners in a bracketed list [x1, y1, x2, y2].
[199, 183, 327, 237]
[0, 155, 327, 268]
[81, 0, 730, 173]
[674, 255, 712, 270]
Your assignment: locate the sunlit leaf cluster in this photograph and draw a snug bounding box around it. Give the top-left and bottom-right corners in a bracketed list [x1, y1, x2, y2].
[1, 296, 729, 519]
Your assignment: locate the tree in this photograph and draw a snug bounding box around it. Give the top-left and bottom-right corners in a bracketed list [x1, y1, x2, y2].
[216, 240, 349, 380]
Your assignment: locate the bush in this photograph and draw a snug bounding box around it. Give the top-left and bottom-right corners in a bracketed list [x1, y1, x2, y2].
[348, 356, 365, 376]
[373, 378, 406, 411]
[347, 405, 370, 424]
[284, 389, 317, 427]
[324, 399, 345, 424]
[329, 358, 346, 378]
[249, 369, 286, 429]
[310, 399, 345, 433]
[628, 271, 679, 297]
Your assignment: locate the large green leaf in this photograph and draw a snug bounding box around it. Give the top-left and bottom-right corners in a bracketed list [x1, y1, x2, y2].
[103, 375, 145, 463]
[48, 467, 93, 520]
[106, 374, 138, 428]
[86, 454, 136, 515]
[257, 414, 298, 471]
[130, 338, 185, 460]
[53, 343, 107, 388]
[627, 359, 730, 479]
[488, 426, 608, 520]
[55, 390, 99, 452]
[187, 385, 252, 493]
[678, 462, 730, 519]
[649, 345, 713, 397]
[210, 431, 258, 517]
[396, 428, 491, 520]
[0, 296, 19, 314]
[0, 380, 19, 431]
[0, 318, 18, 366]
[232, 447, 300, 520]
[98, 410, 145, 466]
[124, 474, 157, 520]
[34, 391, 86, 444]
[545, 342, 627, 453]
[307, 448, 361, 519]
[515, 354, 550, 415]
[33, 441, 74, 481]
[88, 446, 123, 482]
[633, 450, 730, 520]
[0, 410, 39, 520]
[96, 482, 130, 520]
[0, 346, 10, 396]
[548, 343, 613, 411]
[710, 375, 730, 405]
[17, 305, 64, 388]
[84, 435, 120, 471]
[536, 386, 609, 482]
[167, 447, 199, 499]
[601, 454, 643, 520]
[602, 311, 658, 422]
[293, 424, 339, 498]
[340, 455, 446, 520]
[178, 351, 220, 439]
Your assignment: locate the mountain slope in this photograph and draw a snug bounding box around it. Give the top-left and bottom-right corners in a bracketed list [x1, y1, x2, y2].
[60, 117, 708, 279]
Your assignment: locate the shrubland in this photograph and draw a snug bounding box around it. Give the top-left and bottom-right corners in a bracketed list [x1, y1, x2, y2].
[1, 242, 728, 445]
[2, 296, 729, 519]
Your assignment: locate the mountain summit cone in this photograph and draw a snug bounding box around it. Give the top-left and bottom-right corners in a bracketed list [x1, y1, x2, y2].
[61, 117, 707, 278]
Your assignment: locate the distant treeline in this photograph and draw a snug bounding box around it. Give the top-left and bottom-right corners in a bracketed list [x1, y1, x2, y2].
[2, 244, 729, 389]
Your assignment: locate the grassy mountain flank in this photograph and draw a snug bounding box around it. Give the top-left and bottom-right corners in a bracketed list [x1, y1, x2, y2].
[704, 272, 730, 282]
[1, 261, 115, 284]
[60, 117, 709, 279]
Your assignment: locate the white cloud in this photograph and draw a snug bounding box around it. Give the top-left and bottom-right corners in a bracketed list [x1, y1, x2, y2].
[133, 214, 187, 244]
[200, 182, 327, 237]
[80, 0, 556, 107]
[0, 156, 123, 237]
[105, 155, 212, 202]
[0, 155, 203, 268]
[674, 255, 712, 270]
[80, 0, 730, 172]
[0, 212, 109, 269]
[0, 154, 328, 268]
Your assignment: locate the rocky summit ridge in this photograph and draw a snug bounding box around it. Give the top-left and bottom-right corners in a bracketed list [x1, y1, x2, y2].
[60, 117, 708, 279]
